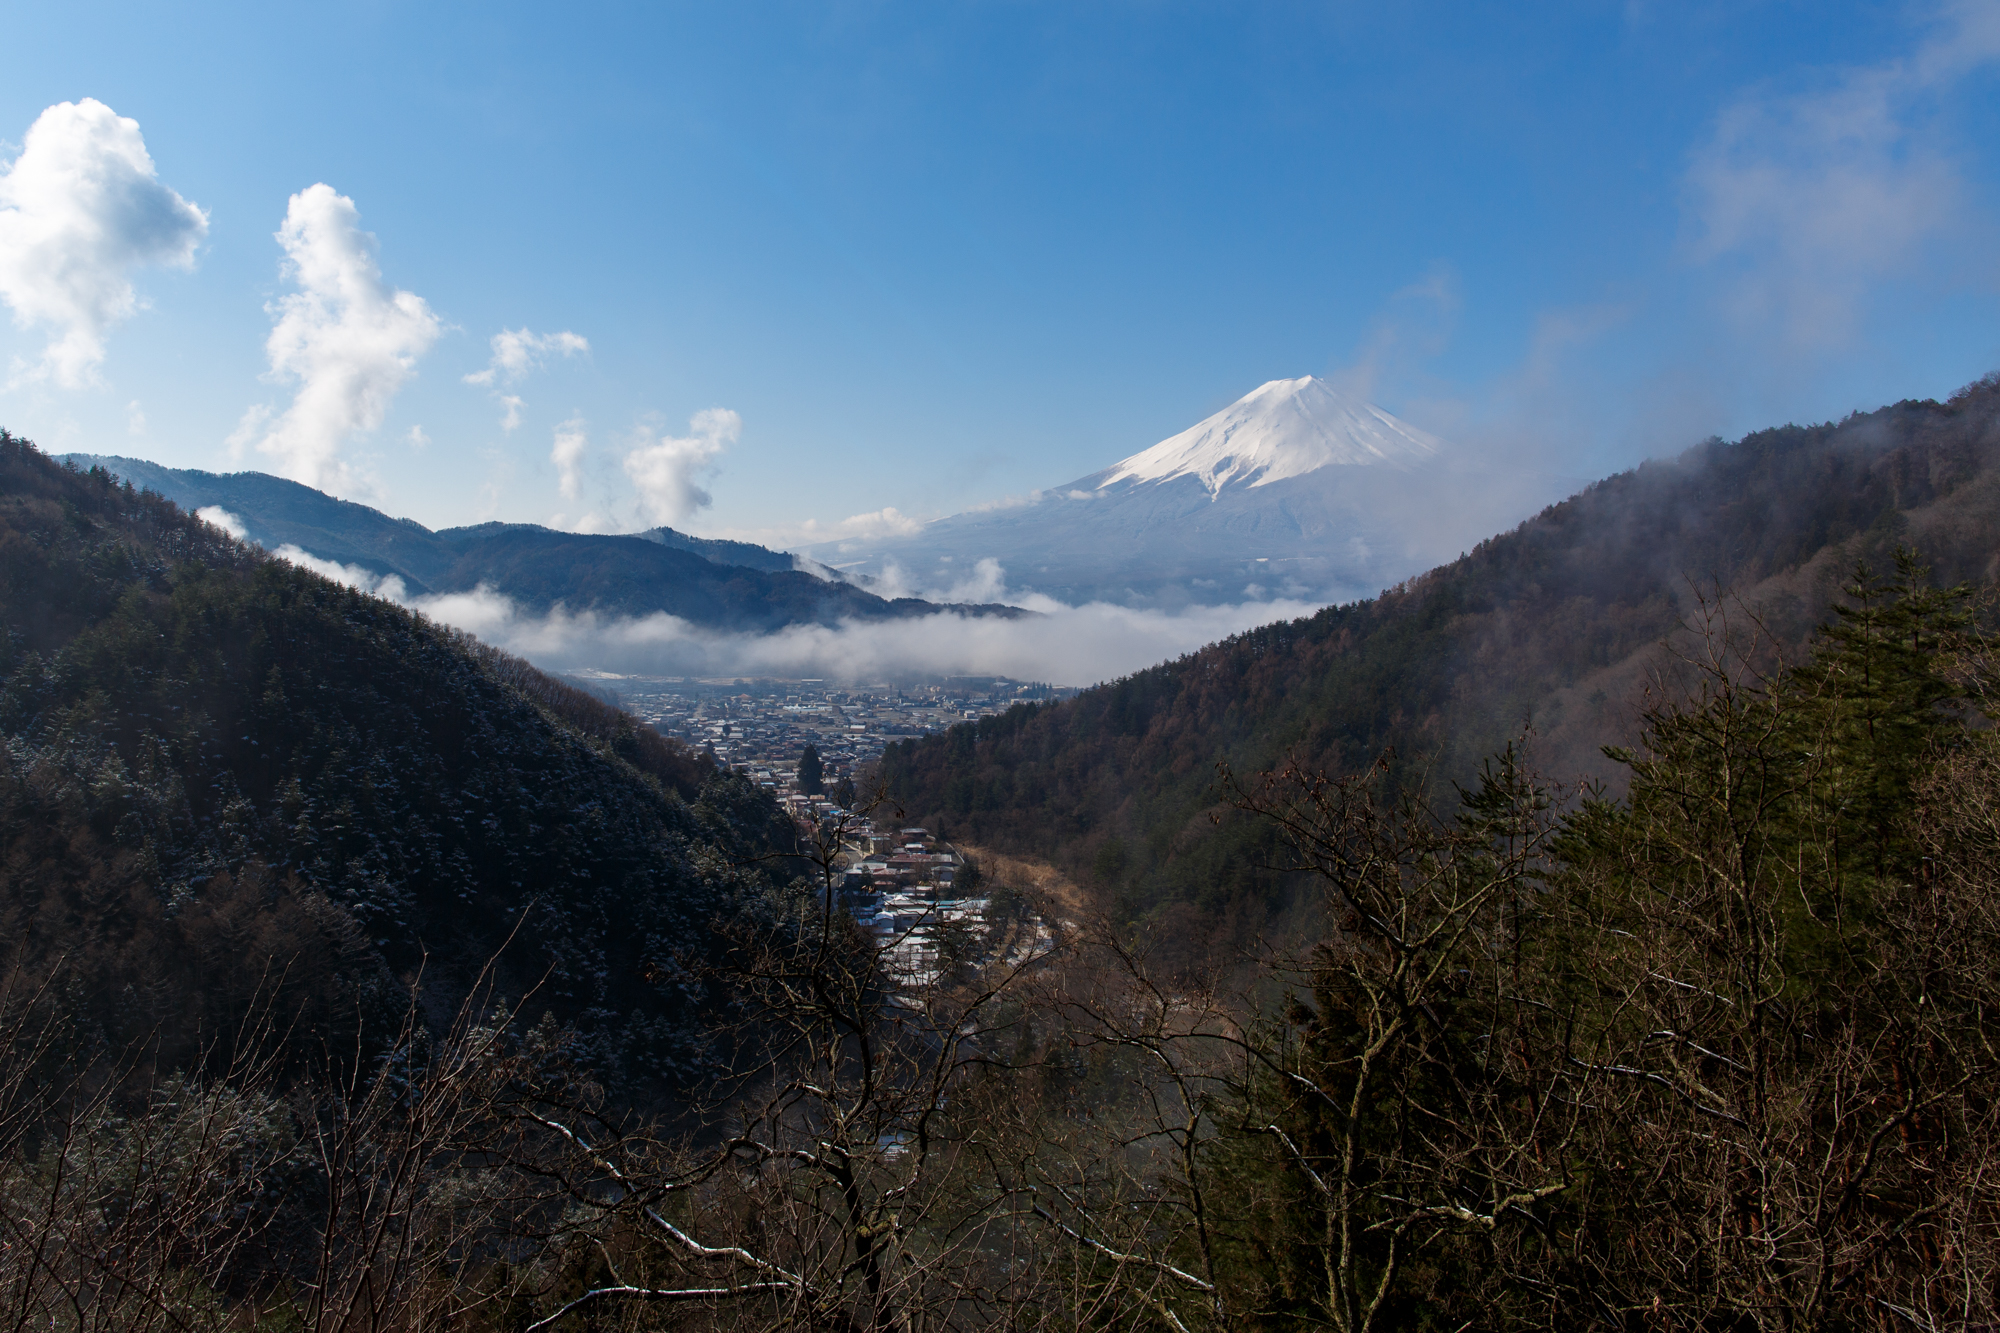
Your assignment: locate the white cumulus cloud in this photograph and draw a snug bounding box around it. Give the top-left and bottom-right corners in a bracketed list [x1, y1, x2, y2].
[195, 505, 248, 540]
[0, 98, 208, 387]
[246, 184, 440, 494]
[622, 407, 740, 526]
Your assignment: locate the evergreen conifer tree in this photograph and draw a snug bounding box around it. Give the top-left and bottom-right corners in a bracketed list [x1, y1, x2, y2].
[1782, 548, 1977, 881]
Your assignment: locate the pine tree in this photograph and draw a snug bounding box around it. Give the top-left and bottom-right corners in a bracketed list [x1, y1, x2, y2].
[797, 743, 824, 796]
[1782, 548, 1978, 881]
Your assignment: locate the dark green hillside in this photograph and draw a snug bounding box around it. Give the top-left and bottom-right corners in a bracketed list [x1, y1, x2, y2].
[0, 434, 788, 1094]
[877, 377, 2000, 920]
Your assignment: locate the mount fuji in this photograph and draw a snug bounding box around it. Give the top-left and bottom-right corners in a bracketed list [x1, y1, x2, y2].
[805, 376, 1560, 609]
[1097, 375, 1440, 493]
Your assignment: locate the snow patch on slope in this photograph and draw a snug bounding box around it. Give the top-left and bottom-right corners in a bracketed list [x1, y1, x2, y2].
[1098, 376, 1440, 497]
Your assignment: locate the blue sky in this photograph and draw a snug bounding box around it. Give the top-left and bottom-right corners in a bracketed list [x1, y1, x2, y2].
[4, 0, 1999, 545]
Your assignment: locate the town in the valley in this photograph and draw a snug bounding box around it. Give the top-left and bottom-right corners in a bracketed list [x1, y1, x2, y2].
[575, 671, 1073, 985]
[588, 672, 1069, 774]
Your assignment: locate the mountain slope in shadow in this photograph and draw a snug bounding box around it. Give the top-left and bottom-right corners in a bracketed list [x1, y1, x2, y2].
[66, 456, 1023, 631]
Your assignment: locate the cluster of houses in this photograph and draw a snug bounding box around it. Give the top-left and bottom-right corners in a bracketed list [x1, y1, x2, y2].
[826, 820, 1050, 988]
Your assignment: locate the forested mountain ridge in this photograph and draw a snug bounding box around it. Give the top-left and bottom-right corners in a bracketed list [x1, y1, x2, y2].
[876, 377, 2000, 923]
[1, 434, 793, 1094]
[64, 454, 1024, 629]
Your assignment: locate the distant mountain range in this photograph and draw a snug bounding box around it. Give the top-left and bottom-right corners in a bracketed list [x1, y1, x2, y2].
[75, 379, 1555, 625]
[65, 455, 1019, 632]
[804, 376, 1570, 608]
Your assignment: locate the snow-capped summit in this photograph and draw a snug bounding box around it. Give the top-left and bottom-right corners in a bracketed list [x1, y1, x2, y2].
[1097, 376, 1441, 497]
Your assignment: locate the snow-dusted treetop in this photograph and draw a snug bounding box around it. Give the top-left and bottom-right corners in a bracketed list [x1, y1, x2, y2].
[1097, 375, 1441, 497]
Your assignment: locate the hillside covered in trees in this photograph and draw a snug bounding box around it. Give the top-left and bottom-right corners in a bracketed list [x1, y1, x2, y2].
[876, 376, 2000, 928]
[0, 434, 797, 1096]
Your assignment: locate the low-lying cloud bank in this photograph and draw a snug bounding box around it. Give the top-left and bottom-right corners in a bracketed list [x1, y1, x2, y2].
[269, 543, 1326, 686]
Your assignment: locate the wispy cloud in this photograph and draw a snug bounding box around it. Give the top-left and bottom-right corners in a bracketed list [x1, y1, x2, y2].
[464, 327, 589, 386]
[547, 417, 615, 532]
[622, 407, 741, 526]
[551, 415, 589, 500]
[241, 184, 440, 494]
[0, 99, 207, 387]
[1683, 1, 2000, 346]
[706, 505, 927, 552]
[464, 326, 589, 431]
[869, 555, 1012, 603]
[1325, 263, 1461, 403]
